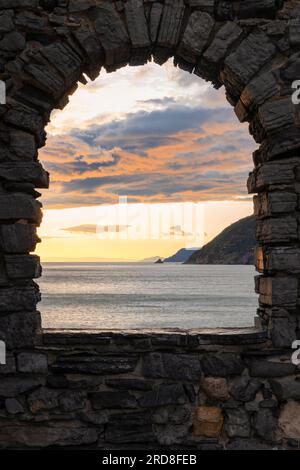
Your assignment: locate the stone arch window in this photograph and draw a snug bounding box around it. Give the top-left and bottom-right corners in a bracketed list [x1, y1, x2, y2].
[0, 0, 300, 451]
[0, 2, 299, 363]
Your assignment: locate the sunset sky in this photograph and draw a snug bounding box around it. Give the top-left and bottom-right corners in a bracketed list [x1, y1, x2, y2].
[36, 60, 256, 261]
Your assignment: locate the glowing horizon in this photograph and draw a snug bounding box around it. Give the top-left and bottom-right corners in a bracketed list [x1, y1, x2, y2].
[37, 60, 255, 260]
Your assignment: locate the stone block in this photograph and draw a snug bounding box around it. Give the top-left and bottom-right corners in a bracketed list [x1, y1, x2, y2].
[90, 391, 137, 410]
[256, 275, 298, 307]
[201, 377, 230, 402]
[124, 0, 150, 48]
[230, 377, 261, 402]
[203, 21, 242, 64]
[10, 130, 37, 161]
[177, 11, 214, 64]
[0, 224, 40, 253]
[157, 0, 185, 49]
[106, 411, 155, 443]
[0, 426, 98, 448]
[0, 377, 43, 398]
[224, 30, 276, 89]
[4, 100, 45, 145]
[193, 406, 224, 438]
[271, 377, 300, 401]
[142, 352, 202, 382]
[5, 254, 41, 279]
[0, 282, 41, 313]
[249, 359, 296, 378]
[271, 316, 297, 348]
[256, 246, 300, 274]
[201, 353, 244, 377]
[238, 0, 278, 19]
[225, 408, 251, 438]
[17, 352, 48, 374]
[0, 195, 42, 223]
[139, 384, 188, 408]
[254, 192, 297, 217]
[258, 98, 295, 135]
[279, 401, 300, 439]
[253, 409, 277, 441]
[186, 0, 214, 13]
[40, 42, 82, 88]
[59, 391, 86, 412]
[256, 216, 298, 243]
[5, 398, 24, 415]
[149, 2, 163, 43]
[51, 354, 138, 375]
[247, 160, 296, 193]
[28, 387, 60, 413]
[241, 72, 280, 110]
[0, 310, 41, 349]
[93, 2, 130, 66]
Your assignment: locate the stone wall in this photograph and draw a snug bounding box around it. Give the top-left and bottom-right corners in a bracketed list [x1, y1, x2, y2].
[0, 0, 300, 450]
[0, 329, 300, 449]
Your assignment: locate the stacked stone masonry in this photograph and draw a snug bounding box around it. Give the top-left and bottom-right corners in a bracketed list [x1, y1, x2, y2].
[0, 0, 299, 449]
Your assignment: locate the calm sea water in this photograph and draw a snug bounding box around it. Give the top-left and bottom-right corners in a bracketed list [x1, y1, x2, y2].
[38, 263, 258, 329]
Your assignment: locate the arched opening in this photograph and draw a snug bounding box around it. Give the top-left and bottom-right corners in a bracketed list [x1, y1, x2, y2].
[0, 0, 300, 452]
[36, 59, 258, 330]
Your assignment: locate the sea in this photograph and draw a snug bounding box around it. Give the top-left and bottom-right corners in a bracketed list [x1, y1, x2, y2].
[39, 263, 258, 330]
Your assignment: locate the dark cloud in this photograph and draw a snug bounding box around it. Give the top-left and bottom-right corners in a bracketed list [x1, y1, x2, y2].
[71, 105, 232, 155]
[45, 153, 121, 175]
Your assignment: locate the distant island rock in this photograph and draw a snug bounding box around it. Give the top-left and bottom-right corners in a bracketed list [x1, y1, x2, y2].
[155, 258, 164, 264]
[141, 256, 162, 263]
[185, 216, 256, 265]
[164, 248, 199, 263]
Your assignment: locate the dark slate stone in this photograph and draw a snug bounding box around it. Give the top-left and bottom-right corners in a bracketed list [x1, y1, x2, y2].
[143, 352, 202, 382]
[226, 438, 273, 450]
[238, 0, 277, 19]
[0, 426, 98, 448]
[28, 387, 60, 412]
[5, 397, 24, 415]
[0, 353, 16, 374]
[17, 352, 48, 374]
[51, 354, 138, 375]
[0, 310, 41, 350]
[46, 375, 69, 389]
[249, 360, 296, 377]
[253, 409, 277, 441]
[224, 30, 276, 89]
[0, 224, 40, 254]
[105, 423, 156, 444]
[139, 384, 188, 408]
[0, 32, 25, 53]
[59, 391, 86, 412]
[225, 408, 251, 438]
[0, 377, 44, 398]
[0, 283, 40, 313]
[5, 254, 42, 281]
[230, 377, 261, 402]
[90, 391, 137, 410]
[0, 13, 13, 34]
[105, 378, 153, 391]
[0, 162, 49, 188]
[201, 353, 245, 377]
[270, 377, 300, 401]
[106, 411, 155, 443]
[109, 411, 152, 426]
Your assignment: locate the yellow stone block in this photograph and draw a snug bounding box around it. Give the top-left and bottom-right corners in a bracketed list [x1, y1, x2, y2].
[193, 406, 224, 438]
